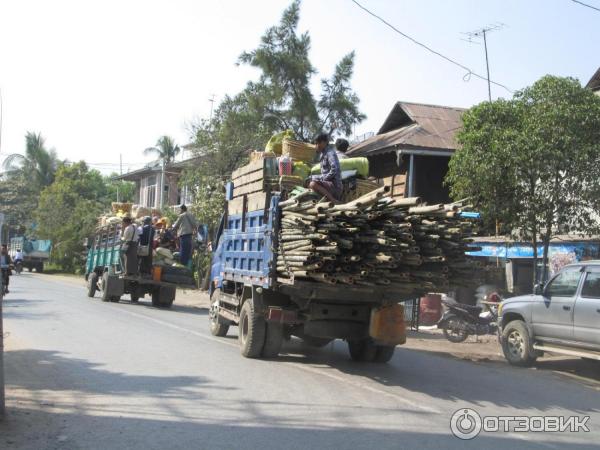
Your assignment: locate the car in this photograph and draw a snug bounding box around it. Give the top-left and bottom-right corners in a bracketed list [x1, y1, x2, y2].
[498, 261, 600, 366]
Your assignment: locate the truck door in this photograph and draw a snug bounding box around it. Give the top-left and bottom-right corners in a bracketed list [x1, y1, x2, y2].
[532, 266, 582, 340]
[574, 268, 600, 347]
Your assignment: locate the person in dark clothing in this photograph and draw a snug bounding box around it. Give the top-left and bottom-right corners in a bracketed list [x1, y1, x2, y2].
[138, 216, 155, 275]
[335, 138, 350, 159]
[1, 244, 13, 294]
[308, 133, 343, 203]
[120, 216, 139, 276]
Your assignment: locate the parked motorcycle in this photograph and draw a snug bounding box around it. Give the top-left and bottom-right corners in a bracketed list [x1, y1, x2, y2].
[437, 298, 499, 342]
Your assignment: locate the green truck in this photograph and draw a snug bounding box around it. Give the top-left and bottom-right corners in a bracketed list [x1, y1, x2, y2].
[9, 237, 52, 272]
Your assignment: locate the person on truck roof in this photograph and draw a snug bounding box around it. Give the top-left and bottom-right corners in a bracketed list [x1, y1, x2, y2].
[172, 205, 198, 268]
[308, 133, 343, 203]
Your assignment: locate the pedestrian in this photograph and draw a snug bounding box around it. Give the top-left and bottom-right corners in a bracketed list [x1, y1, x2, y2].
[335, 138, 350, 160]
[0, 244, 13, 294]
[120, 216, 139, 276]
[138, 216, 155, 276]
[172, 204, 198, 267]
[308, 133, 343, 203]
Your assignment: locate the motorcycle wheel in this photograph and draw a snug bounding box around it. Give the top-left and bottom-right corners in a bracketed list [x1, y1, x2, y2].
[442, 315, 469, 343]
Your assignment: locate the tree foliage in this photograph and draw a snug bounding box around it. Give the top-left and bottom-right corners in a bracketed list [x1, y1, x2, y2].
[35, 162, 108, 272]
[2, 131, 59, 189]
[144, 135, 181, 164]
[447, 75, 600, 283]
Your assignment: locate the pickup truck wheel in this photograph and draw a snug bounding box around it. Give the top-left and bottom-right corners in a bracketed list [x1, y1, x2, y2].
[87, 273, 98, 298]
[209, 289, 229, 337]
[262, 323, 283, 358]
[348, 338, 377, 362]
[101, 273, 110, 302]
[442, 314, 469, 343]
[373, 345, 396, 363]
[502, 320, 536, 366]
[238, 299, 266, 358]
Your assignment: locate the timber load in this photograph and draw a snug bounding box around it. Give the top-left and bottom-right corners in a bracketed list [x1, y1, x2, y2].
[276, 186, 482, 297]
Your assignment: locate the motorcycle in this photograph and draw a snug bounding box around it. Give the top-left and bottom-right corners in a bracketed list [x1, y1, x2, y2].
[437, 296, 499, 343]
[14, 260, 23, 275]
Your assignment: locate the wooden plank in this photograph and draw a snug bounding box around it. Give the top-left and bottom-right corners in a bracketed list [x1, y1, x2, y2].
[233, 180, 265, 197]
[247, 191, 268, 212]
[232, 159, 264, 180]
[235, 168, 265, 187]
[227, 197, 245, 215]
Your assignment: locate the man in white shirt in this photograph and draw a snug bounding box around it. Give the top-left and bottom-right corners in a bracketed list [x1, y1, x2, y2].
[14, 248, 23, 263]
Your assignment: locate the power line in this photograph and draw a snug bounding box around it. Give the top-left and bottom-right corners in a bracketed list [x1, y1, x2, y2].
[349, 0, 513, 94]
[571, 0, 600, 13]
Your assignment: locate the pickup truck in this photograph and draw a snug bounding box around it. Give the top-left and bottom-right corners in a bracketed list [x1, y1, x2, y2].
[9, 237, 52, 273]
[208, 191, 407, 362]
[499, 261, 600, 365]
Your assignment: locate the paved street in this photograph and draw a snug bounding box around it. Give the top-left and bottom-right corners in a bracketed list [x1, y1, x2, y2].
[1, 273, 599, 450]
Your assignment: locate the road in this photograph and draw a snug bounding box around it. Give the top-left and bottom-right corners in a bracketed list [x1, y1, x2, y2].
[1, 273, 599, 450]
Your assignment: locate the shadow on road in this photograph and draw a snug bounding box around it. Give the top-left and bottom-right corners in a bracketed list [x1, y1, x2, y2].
[1, 406, 596, 450]
[4, 349, 225, 397]
[2, 298, 57, 321]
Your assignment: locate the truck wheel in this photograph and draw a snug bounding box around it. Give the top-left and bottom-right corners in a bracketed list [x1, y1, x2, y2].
[27, 267, 32, 272]
[373, 345, 396, 363]
[101, 273, 111, 302]
[501, 320, 537, 366]
[87, 273, 98, 298]
[348, 339, 377, 362]
[238, 299, 266, 358]
[160, 287, 175, 308]
[36, 263, 44, 273]
[110, 296, 120, 303]
[130, 288, 140, 303]
[442, 314, 469, 343]
[262, 323, 284, 358]
[209, 289, 229, 337]
[151, 289, 161, 307]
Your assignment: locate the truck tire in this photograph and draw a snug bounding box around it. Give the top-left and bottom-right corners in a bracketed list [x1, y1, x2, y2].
[262, 322, 284, 358]
[110, 296, 120, 303]
[130, 288, 140, 303]
[87, 273, 98, 298]
[373, 345, 396, 363]
[36, 263, 44, 273]
[238, 299, 266, 358]
[27, 267, 32, 272]
[101, 273, 111, 302]
[501, 320, 537, 367]
[348, 338, 378, 362]
[151, 289, 161, 307]
[209, 289, 229, 337]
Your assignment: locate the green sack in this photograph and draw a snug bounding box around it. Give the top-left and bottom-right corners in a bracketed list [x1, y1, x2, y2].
[311, 157, 369, 178]
[292, 161, 311, 180]
[265, 130, 295, 155]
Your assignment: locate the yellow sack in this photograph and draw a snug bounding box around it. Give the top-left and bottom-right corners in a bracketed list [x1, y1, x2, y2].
[265, 130, 295, 155]
[292, 161, 311, 180]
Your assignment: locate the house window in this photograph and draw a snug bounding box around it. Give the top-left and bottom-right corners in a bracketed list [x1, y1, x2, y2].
[141, 175, 157, 208]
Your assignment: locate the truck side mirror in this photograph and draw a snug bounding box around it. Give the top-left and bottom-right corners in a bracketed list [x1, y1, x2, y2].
[533, 283, 544, 296]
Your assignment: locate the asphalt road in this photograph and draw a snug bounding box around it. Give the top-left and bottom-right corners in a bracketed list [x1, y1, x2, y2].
[1, 273, 599, 450]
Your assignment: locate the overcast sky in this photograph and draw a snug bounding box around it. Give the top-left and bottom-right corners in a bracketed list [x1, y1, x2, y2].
[0, 0, 598, 174]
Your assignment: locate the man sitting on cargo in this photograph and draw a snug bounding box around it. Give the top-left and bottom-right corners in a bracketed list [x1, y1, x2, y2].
[308, 133, 343, 203]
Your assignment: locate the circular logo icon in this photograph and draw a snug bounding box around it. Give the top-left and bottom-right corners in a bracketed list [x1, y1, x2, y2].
[450, 408, 482, 440]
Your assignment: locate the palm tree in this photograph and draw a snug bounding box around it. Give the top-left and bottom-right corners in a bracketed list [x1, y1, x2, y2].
[144, 135, 181, 165]
[2, 131, 58, 187]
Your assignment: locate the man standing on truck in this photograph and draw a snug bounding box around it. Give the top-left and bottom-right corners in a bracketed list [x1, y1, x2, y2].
[172, 205, 198, 268]
[0, 245, 12, 294]
[308, 133, 343, 203]
[138, 216, 154, 276]
[120, 216, 139, 276]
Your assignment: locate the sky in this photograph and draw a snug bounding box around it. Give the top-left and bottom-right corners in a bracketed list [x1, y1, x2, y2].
[0, 0, 598, 174]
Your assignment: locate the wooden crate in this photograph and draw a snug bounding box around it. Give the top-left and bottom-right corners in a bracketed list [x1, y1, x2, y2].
[231, 158, 277, 198]
[227, 192, 269, 216]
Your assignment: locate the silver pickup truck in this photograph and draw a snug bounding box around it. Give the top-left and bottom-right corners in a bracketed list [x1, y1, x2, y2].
[498, 261, 600, 366]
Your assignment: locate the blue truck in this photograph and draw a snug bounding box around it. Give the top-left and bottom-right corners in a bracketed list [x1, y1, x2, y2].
[208, 189, 407, 362]
[9, 237, 52, 273]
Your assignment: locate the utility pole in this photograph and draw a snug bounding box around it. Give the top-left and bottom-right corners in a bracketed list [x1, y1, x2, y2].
[0, 88, 3, 155]
[463, 23, 505, 102]
[0, 213, 6, 418]
[208, 94, 216, 124]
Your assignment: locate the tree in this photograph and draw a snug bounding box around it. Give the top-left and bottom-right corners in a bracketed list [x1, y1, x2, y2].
[104, 174, 135, 203]
[144, 135, 181, 164]
[2, 131, 59, 188]
[35, 162, 107, 272]
[446, 75, 600, 285]
[0, 172, 38, 236]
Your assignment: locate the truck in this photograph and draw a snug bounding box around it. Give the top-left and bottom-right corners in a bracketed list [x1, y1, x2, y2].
[208, 189, 407, 362]
[84, 222, 195, 308]
[9, 237, 52, 273]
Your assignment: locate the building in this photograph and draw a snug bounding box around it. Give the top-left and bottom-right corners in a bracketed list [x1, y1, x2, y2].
[116, 156, 201, 209]
[347, 101, 465, 204]
[586, 67, 600, 95]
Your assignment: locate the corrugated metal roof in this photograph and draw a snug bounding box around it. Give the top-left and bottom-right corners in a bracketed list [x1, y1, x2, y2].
[586, 67, 600, 91]
[347, 101, 466, 157]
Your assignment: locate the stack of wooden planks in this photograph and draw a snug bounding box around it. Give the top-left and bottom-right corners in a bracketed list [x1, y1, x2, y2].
[276, 186, 482, 297]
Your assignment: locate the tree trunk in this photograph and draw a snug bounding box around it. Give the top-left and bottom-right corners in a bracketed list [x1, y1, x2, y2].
[541, 213, 554, 283]
[532, 229, 538, 288]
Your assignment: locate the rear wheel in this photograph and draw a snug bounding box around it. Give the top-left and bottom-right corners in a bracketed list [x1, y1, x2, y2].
[130, 288, 140, 303]
[501, 320, 536, 366]
[87, 273, 99, 298]
[442, 315, 469, 343]
[209, 289, 229, 337]
[348, 338, 378, 362]
[373, 345, 396, 363]
[101, 273, 110, 302]
[262, 322, 284, 358]
[238, 299, 266, 358]
[151, 289, 161, 307]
